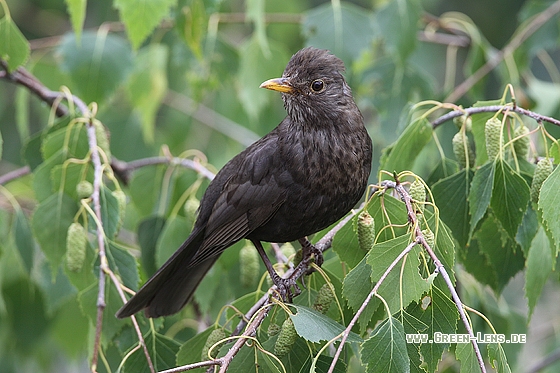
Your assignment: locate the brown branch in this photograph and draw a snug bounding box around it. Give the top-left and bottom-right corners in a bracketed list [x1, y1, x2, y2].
[431, 104, 560, 128]
[445, 0, 560, 102]
[111, 156, 216, 185]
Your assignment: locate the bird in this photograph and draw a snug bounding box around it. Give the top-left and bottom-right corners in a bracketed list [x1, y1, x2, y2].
[116, 47, 372, 318]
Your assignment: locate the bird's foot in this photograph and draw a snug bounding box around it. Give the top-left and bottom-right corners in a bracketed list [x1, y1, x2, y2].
[270, 272, 301, 302]
[298, 237, 323, 268]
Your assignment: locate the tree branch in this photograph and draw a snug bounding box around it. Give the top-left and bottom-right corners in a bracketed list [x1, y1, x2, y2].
[431, 104, 560, 128]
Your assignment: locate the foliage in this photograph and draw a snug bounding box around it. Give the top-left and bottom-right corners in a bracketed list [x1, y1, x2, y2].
[1, 0, 560, 372]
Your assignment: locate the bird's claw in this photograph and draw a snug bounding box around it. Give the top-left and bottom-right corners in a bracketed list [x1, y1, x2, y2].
[271, 274, 301, 302]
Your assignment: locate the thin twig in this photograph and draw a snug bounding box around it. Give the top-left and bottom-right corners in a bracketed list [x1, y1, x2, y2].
[391, 179, 487, 373]
[445, 0, 560, 102]
[0, 166, 30, 185]
[431, 104, 560, 128]
[327, 239, 418, 373]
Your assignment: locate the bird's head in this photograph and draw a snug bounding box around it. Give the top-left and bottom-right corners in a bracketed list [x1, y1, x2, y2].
[260, 47, 357, 126]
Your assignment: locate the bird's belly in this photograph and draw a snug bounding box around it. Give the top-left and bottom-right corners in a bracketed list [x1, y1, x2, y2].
[247, 179, 365, 243]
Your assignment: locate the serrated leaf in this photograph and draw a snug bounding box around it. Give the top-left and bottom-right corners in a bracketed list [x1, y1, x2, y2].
[367, 235, 430, 312]
[525, 226, 553, 318]
[125, 330, 181, 373]
[238, 37, 288, 120]
[456, 342, 479, 373]
[473, 214, 524, 292]
[31, 192, 79, 273]
[400, 310, 428, 373]
[107, 242, 139, 291]
[58, 31, 133, 104]
[289, 304, 362, 344]
[469, 161, 495, 238]
[491, 159, 530, 239]
[538, 163, 560, 249]
[97, 186, 120, 239]
[114, 0, 175, 50]
[516, 205, 539, 256]
[408, 286, 458, 372]
[342, 257, 381, 334]
[360, 316, 409, 373]
[0, 17, 30, 72]
[64, 0, 87, 41]
[126, 44, 169, 143]
[487, 342, 512, 373]
[432, 169, 473, 247]
[379, 118, 432, 176]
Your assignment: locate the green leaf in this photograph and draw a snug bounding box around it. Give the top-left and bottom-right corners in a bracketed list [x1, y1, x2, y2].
[78, 282, 126, 346]
[13, 209, 34, 274]
[125, 330, 181, 373]
[176, 327, 214, 365]
[333, 194, 408, 269]
[114, 0, 175, 50]
[379, 118, 433, 176]
[400, 310, 428, 373]
[137, 215, 167, 277]
[302, 2, 375, 63]
[97, 186, 120, 239]
[342, 257, 381, 334]
[36, 262, 77, 315]
[538, 163, 560, 249]
[516, 205, 539, 256]
[373, 0, 421, 61]
[58, 31, 133, 104]
[0, 17, 30, 72]
[289, 304, 362, 344]
[469, 161, 495, 238]
[238, 37, 288, 120]
[491, 160, 530, 239]
[432, 169, 473, 248]
[525, 226, 553, 318]
[64, 0, 87, 41]
[156, 215, 190, 268]
[126, 44, 169, 143]
[368, 235, 430, 312]
[487, 342, 512, 373]
[408, 286, 458, 372]
[107, 242, 139, 292]
[360, 316, 409, 373]
[473, 214, 524, 292]
[129, 166, 165, 217]
[31, 192, 79, 272]
[456, 342, 479, 373]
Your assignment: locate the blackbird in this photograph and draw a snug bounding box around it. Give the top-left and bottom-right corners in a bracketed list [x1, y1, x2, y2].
[116, 47, 372, 318]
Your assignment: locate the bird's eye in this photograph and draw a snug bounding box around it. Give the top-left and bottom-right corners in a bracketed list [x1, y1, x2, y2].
[310, 79, 325, 93]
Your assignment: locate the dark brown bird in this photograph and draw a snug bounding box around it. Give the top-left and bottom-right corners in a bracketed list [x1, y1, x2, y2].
[116, 47, 372, 318]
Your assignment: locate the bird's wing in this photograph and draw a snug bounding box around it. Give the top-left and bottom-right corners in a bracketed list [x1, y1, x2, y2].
[188, 135, 291, 265]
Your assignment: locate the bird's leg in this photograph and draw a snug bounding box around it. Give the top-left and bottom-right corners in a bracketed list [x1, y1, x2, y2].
[251, 240, 301, 302]
[298, 237, 323, 267]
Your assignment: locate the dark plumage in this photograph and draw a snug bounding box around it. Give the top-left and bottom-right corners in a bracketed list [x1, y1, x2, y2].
[116, 47, 372, 318]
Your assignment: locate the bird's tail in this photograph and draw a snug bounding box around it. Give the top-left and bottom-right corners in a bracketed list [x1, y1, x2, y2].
[116, 228, 217, 318]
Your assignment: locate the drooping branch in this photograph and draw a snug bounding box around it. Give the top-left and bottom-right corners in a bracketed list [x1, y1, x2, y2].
[431, 104, 560, 128]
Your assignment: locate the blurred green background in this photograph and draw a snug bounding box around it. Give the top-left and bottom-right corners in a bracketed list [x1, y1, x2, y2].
[1, 0, 560, 372]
